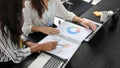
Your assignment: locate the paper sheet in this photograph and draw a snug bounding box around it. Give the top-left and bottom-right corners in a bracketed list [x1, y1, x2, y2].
[38, 20, 92, 59]
[39, 35, 81, 59]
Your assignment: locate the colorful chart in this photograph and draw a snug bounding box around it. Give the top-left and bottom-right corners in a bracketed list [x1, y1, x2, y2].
[66, 26, 80, 34]
[58, 43, 70, 48]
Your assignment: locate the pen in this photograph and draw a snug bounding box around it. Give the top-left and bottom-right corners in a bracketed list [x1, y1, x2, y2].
[58, 43, 64, 47]
[58, 20, 61, 25]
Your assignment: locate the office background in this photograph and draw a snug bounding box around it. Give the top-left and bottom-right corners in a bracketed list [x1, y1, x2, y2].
[14, 0, 120, 68]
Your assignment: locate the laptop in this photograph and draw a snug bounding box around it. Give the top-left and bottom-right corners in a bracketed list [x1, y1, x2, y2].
[28, 52, 67, 68]
[83, 18, 102, 42]
[84, 10, 115, 42]
[27, 16, 111, 68]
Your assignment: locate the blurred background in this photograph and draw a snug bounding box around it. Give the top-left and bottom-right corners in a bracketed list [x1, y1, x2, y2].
[62, 0, 102, 16]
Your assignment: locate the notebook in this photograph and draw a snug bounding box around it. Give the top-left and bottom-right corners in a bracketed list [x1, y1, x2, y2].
[28, 18, 102, 68]
[54, 17, 102, 42]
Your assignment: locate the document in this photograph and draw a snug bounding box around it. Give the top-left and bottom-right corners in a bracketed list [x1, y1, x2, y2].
[38, 21, 92, 60]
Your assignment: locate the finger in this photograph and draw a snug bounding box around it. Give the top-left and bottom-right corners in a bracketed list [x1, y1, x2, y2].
[52, 41, 58, 45]
[48, 41, 58, 45]
[92, 24, 97, 31]
[50, 29, 59, 34]
[89, 23, 97, 31]
[81, 23, 89, 29]
[53, 29, 59, 33]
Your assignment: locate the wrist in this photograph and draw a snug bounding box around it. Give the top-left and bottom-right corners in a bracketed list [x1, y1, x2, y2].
[77, 17, 83, 23]
[30, 43, 42, 53]
[32, 26, 45, 33]
[73, 16, 83, 24]
[20, 34, 31, 46]
[25, 41, 35, 47]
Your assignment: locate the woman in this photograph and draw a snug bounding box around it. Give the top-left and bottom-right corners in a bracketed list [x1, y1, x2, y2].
[0, 0, 57, 67]
[22, 0, 96, 42]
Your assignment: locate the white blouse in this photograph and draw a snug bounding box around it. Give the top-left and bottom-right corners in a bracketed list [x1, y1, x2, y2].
[22, 0, 76, 35]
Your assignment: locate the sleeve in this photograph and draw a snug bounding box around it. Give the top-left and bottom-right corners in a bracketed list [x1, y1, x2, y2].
[22, 1, 33, 35]
[0, 40, 31, 63]
[12, 47, 31, 63]
[0, 30, 31, 63]
[55, 0, 76, 21]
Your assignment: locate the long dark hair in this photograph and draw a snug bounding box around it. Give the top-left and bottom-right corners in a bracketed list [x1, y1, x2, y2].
[31, 0, 47, 18]
[0, 0, 22, 45]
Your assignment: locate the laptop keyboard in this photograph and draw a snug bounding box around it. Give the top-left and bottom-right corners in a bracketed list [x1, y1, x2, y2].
[43, 55, 64, 68]
[28, 53, 65, 68]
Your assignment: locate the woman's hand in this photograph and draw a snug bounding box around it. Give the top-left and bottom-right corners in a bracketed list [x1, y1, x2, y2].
[38, 41, 58, 51]
[29, 41, 58, 53]
[80, 18, 97, 31]
[41, 27, 60, 35]
[72, 16, 97, 31]
[32, 26, 60, 35]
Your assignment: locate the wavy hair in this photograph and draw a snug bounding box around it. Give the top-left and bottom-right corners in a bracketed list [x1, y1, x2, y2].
[31, 0, 47, 18]
[0, 0, 23, 45]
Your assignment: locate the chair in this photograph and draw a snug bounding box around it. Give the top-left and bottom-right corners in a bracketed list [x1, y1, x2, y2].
[62, 0, 94, 16]
[61, 0, 74, 10]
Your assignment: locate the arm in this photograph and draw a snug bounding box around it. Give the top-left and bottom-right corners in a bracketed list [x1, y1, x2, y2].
[25, 41, 57, 53]
[22, 1, 33, 35]
[0, 40, 57, 63]
[31, 26, 59, 35]
[20, 34, 58, 52]
[11, 41, 57, 63]
[55, 0, 76, 21]
[72, 16, 96, 31]
[0, 32, 57, 63]
[55, 0, 96, 31]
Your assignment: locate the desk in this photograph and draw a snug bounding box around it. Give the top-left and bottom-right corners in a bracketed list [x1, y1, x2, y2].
[14, 0, 120, 68]
[97, 0, 120, 9]
[66, 0, 120, 68]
